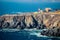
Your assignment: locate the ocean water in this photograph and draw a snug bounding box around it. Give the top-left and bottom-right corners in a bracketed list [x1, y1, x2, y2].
[0, 2, 60, 15]
[0, 29, 60, 40]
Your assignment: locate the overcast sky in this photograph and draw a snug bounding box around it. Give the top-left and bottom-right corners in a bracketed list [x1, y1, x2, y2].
[1, 0, 60, 3]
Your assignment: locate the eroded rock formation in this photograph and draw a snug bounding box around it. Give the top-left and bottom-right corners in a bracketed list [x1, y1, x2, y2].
[41, 27, 60, 37]
[0, 12, 60, 29]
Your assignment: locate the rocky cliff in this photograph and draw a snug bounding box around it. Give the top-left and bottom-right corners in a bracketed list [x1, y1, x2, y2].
[0, 12, 60, 29]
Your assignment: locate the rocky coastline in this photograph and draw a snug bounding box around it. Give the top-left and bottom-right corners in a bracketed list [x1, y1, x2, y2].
[41, 27, 60, 37]
[0, 11, 60, 37]
[0, 14, 46, 29]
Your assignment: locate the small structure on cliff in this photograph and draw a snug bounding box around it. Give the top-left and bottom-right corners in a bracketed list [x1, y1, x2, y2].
[45, 8, 52, 12]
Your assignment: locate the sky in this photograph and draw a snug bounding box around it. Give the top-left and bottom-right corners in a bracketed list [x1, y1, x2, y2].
[1, 0, 60, 3]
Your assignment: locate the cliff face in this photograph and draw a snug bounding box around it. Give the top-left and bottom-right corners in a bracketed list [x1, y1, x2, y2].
[43, 14, 60, 28]
[0, 12, 60, 29]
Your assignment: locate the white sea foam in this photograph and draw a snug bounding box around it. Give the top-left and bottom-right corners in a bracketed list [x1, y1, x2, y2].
[30, 32, 48, 37]
[24, 29, 48, 37]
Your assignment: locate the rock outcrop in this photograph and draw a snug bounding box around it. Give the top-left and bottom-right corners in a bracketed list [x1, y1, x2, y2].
[0, 12, 60, 29]
[41, 27, 60, 37]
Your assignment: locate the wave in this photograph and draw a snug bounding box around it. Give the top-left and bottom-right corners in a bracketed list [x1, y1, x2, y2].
[24, 29, 60, 38]
[24, 29, 48, 38]
[0, 29, 60, 38]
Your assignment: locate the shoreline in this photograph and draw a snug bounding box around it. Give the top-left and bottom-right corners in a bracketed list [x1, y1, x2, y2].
[0, 10, 60, 37]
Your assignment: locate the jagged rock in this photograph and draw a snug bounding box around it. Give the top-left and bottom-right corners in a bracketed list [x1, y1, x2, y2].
[12, 22, 21, 28]
[37, 23, 46, 29]
[1, 13, 60, 29]
[48, 29, 54, 36]
[9, 22, 14, 28]
[10, 21, 26, 29]
[11, 16, 26, 29]
[13, 16, 18, 23]
[41, 27, 60, 37]
[42, 24, 46, 29]
[19, 21, 26, 29]
[28, 23, 33, 28]
[41, 30, 46, 35]
[0, 18, 5, 29]
[2, 22, 10, 28]
[0, 18, 5, 23]
[57, 28, 60, 36]
[20, 16, 26, 29]
[31, 15, 38, 28]
[0, 23, 2, 29]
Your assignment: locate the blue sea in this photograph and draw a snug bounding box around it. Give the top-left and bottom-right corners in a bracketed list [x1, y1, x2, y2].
[0, 2, 60, 15]
[0, 29, 60, 40]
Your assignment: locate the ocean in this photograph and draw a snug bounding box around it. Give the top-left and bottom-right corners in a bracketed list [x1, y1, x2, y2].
[0, 29, 60, 40]
[0, 2, 60, 15]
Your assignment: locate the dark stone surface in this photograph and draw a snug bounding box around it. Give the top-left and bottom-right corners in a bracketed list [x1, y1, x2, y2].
[31, 15, 38, 28]
[41, 27, 60, 37]
[0, 18, 5, 29]
[2, 22, 10, 28]
[0, 16, 46, 29]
